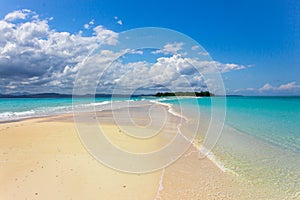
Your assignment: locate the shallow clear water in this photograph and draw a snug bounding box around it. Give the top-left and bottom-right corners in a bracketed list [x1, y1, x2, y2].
[161, 96, 300, 198]
[162, 96, 300, 153]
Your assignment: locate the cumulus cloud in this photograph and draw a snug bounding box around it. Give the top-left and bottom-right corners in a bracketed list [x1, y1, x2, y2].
[213, 62, 247, 72]
[94, 56, 201, 94]
[0, 10, 118, 93]
[4, 9, 31, 21]
[152, 42, 184, 55]
[278, 82, 300, 90]
[0, 10, 247, 94]
[176, 59, 248, 73]
[85, 54, 244, 94]
[234, 82, 300, 94]
[259, 82, 300, 92]
[259, 83, 274, 92]
[93, 25, 118, 45]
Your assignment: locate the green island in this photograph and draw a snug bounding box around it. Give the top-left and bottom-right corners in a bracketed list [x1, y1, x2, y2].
[154, 91, 214, 97]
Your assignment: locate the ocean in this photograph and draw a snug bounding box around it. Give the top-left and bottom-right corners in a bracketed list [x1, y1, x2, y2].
[161, 96, 300, 153]
[160, 96, 300, 198]
[0, 96, 299, 198]
[0, 97, 135, 122]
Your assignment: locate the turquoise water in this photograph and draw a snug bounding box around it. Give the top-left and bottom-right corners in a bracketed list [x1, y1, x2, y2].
[226, 97, 300, 153]
[0, 97, 136, 122]
[161, 96, 300, 198]
[161, 96, 300, 153]
[1, 96, 299, 152]
[0, 96, 299, 197]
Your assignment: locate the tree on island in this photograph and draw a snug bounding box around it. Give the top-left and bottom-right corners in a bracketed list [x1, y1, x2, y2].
[154, 91, 214, 97]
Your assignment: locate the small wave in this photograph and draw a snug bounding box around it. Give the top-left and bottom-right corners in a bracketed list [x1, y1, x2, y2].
[74, 101, 110, 107]
[154, 168, 166, 200]
[0, 100, 145, 122]
[0, 110, 35, 119]
[0, 100, 113, 122]
[199, 146, 237, 175]
[150, 99, 235, 176]
[150, 100, 188, 122]
[0, 107, 67, 122]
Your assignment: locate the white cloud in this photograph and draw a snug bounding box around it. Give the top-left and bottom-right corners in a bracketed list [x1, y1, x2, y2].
[0, 10, 118, 93]
[152, 42, 184, 55]
[191, 45, 199, 50]
[89, 19, 94, 25]
[234, 87, 256, 93]
[278, 82, 300, 90]
[86, 54, 245, 94]
[84, 19, 95, 29]
[259, 83, 274, 92]
[0, 9, 246, 94]
[191, 45, 210, 56]
[6, 85, 16, 89]
[185, 60, 248, 73]
[234, 82, 300, 94]
[117, 20, 123, 25]
[114, 16, 123, 25]
[259, 82, 300, 92]
[93, 25, 118, 45]
[84, 24, 89, 29]
[198, 51, 209, 56]
[217, 62, 247, 72]
[4, 9, 31, 21]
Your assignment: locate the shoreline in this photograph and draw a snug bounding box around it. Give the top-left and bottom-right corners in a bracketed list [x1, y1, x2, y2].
[0, 105, 252, 199]
[0, 100, 297, 199]
[0, 99, 231, 175]
[152, 100, 233, 174]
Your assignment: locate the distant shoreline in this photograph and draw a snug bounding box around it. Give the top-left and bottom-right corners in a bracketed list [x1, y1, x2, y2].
[1, 92, 300, 98]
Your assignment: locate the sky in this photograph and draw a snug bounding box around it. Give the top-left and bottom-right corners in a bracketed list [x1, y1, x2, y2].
[0, 0, 299, 95]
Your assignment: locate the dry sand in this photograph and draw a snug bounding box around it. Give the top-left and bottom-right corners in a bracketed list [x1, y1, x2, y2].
[0, 114, 253, 200]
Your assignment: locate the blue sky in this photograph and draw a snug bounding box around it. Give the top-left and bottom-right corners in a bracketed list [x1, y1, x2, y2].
[0, 0, 299, 95]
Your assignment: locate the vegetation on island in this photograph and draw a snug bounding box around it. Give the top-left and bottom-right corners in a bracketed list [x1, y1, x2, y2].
[154, 91, 214, 97]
